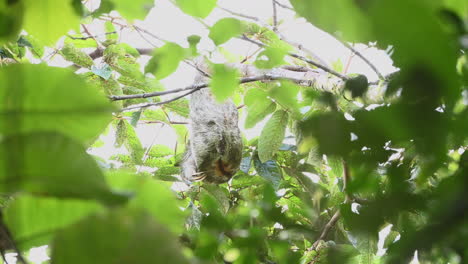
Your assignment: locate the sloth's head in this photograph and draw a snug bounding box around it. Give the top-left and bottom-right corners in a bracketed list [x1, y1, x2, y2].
[192, 158, 238, 184]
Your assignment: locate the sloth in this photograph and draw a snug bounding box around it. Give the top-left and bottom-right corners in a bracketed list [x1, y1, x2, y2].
[180, 63, 243, 184]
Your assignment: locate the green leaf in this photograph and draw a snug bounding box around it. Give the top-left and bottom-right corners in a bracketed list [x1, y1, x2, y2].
[61, 43, 94, 68]
[142, 109, 169, 123]
[253, 156, 282, 189]
[175, 0, 217, 18]
[4, 195, 101, 250]
[298, 112, 351, 156]
[19, 35, 44, 58]
[154, 166, 180, 181]
[210, 64, 239, 101]
[254, 46, 289, 69]
[164, 99, 190, 118]
[240, 156, 252, 174]
[244, 89, 277, 128]
[51, 209, 189, 264]
[22, 0, 81, 44]
[0, 132, 130, 205]
[124, 120, 144, 164]
[104, 44, 144, 81]
[113, 0, 154, 20]
[115, 119, 126, 147]
[209, 18, 244, 46]
[0, 1, 24, 44]
[345, 74, 368, 98]
[65, 34, 98, 48]
[187, 35, 201, 56]
[92, 0, 115, 17]
[130, 111, 142, 127]
[106, 171, 186, 234]
[289, 0, 372, 42]
[268, 81, 300, 113]
[149, 145, 173, 158]
[258, 110, 289, 163]
[245, 100, 276, 128]
[104, 21, 118, 40]
[202, 184, 230, 215]
[355, 234, 378, 264]
[91, 64, 113, 80]
[0, 64, 114, 143]
[145, 42, 185, 80]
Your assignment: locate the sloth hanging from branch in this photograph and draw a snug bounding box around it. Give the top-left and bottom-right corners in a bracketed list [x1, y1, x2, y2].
[180, 59, 243, 184]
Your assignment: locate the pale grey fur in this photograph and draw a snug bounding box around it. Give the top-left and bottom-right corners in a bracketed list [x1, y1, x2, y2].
[181, 67, 243, 184]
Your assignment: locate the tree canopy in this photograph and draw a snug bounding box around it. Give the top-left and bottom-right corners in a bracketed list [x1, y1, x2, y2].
[0, 0, 468, 263]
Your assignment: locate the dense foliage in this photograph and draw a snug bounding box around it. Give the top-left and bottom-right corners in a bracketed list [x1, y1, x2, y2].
[0, 0, 468, 263]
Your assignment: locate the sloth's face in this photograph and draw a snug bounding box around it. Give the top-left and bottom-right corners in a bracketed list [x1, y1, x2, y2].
[193, 159, 238, 184]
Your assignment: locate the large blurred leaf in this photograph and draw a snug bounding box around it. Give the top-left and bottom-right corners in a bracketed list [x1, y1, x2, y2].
[368, 0, 459, 108]
[174, 0, 217, 18]
[4, 195, 101, 250]
[244, 88, 276, 128]
[106, 171, 186, 233]
[0, 64, 114, 143]
[202, 184, 230, 215]
[209, 18, 244, 46]
[210, 64, 239, 102]
[289, 0, 372, 42]
[299, 112, 351, 156]
[51, 209, 189, 264]
[0, 132, 130, 205]
[22, 0, 81, 44]
[145, 42, 185, 80]
[258, 110, 289, 163]
[0, 1, 24, 44]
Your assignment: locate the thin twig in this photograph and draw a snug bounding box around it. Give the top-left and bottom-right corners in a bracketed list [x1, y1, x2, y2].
[338, 40, 385, 80]
[67, 31, 117, 40]
[133, 25, 167, 43]
[81, 24, 104, 49]
[273, 0, 294, 11]
[219, 6, 328, 66]
[134, 27, 158, 47]
[143, 120, 188, 125]
[240, 35, 348, 80]
[217, 6, 260, 21]
[272, 0, 278, 31]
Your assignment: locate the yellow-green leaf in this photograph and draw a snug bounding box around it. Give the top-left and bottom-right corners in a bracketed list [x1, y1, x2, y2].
[258, 110, 289, 162]
[210, 64, 239, 101]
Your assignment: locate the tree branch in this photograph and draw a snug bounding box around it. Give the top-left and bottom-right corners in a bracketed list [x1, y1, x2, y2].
[273, 0, 294, 11]
[120, 88, 197, 111]
[338, 41, 386, 80]
[272, 0, 278, 31]
[111, 73, 320, 102]
[67, 31, 117, 40]
[308, 159, 352, 256]
[217, 5, 260, 21]
[310, 210, 341, 251]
